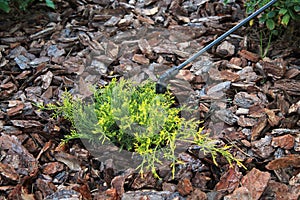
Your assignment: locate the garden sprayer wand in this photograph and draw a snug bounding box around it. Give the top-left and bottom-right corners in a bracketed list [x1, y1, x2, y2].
[156, 0, 277, 94]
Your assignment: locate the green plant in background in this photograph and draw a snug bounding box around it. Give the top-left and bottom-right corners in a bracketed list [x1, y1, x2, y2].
[245, 0, 300, 32]
[0, 0, 9, 12]
[40, 79, 244, 178]
[0, 0, 55, 13]
[259, 30, 273, 58]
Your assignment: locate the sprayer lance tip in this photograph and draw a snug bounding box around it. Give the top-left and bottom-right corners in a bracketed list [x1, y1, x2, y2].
[155, 82, 167, 94]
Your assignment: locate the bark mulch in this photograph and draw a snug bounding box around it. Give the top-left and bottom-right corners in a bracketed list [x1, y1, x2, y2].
[0, 0, 299, 199]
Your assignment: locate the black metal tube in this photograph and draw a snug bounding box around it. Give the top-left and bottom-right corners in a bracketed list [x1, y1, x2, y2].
[156, 0, 277, 93]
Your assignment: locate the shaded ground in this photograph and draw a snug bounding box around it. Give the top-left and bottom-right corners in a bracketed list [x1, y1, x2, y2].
[0, 0, 300, 199]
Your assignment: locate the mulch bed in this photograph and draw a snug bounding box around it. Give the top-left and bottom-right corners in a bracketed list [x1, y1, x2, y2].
[0, 0, 299, 199]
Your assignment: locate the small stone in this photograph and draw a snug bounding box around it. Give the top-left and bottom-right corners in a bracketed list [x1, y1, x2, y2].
[233, 92, 261, 108]
[206, 81, 231, 96]
[252, 136, 275, 158]
[236, 108, 249, 115]
[237, 66, 258, 82]
[216, 41, 235, 57]
[190, 56, 213, 76]
[14, 55, 30, 69]
[214, 109, 238, 125]
[90, 59, 108, 74]
[47, 45, 65, 58]
[29, 57, 50, 66]
[272, 134, 295, 150]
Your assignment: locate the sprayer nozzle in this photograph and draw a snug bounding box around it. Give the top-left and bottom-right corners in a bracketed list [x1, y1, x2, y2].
[156, 67, 180, 94]
[155, 82, 167, 94]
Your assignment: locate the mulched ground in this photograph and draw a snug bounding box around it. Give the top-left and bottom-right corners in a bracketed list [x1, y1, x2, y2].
[0, 0, 299, 199]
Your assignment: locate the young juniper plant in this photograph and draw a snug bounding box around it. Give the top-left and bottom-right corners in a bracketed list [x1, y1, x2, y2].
[41, 78, 244, 178]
